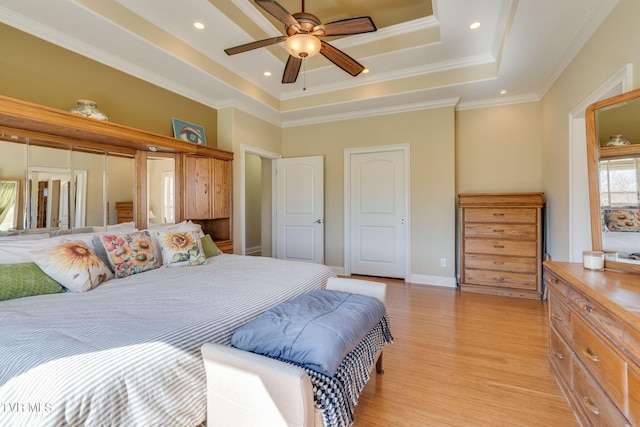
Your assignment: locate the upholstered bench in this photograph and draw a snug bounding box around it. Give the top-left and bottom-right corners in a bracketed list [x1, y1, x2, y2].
[201, 277, 391, 427]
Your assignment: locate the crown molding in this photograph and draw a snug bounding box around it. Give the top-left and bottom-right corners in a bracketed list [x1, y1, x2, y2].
[281, 97, 460, 128]
[456, 92, 540, 111]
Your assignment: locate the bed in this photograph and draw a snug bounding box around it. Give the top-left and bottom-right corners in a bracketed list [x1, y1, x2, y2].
[0, 252, 335, 426]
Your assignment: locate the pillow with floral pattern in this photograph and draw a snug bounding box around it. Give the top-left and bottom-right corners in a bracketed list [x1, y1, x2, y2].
[154, 230, 207, 267]
[97, 231, 161, 278]
[30, 241, 113, 292]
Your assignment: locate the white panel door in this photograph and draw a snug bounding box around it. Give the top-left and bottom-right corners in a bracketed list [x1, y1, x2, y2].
[350, 150, 406, 278]
[276, 156, 324, 264]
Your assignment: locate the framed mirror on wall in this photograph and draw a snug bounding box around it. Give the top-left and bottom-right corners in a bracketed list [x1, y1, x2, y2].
[586, 87, 640, 274]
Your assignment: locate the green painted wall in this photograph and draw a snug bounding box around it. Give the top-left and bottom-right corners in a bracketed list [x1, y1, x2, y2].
[0, 23, 217, 146]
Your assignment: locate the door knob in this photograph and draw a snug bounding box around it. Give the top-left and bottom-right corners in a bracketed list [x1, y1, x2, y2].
[314, 219, 324, 224]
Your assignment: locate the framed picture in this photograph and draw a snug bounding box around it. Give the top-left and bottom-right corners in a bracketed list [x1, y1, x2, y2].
[172, 118, 206, 145]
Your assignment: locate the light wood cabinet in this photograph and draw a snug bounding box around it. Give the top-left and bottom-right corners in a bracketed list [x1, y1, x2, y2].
[184, 156, 231, 220]
[458, 192, 544, 299]
[182, 155, 232, 252]
[545, 261, 640, 426]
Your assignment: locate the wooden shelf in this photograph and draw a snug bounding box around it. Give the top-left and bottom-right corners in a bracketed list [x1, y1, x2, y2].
[0, 95, 232, 160]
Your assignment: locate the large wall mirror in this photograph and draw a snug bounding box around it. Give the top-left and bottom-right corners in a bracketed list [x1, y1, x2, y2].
[147, 155, 176, 226]
[586, 87, 640, 274]
[0, 135, 136, 233]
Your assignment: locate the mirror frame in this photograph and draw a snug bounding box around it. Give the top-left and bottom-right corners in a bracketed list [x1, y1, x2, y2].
[586, 87, 640, 274]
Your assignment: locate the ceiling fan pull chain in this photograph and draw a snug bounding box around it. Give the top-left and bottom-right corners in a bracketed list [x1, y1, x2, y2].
[303, 57, 307, 91]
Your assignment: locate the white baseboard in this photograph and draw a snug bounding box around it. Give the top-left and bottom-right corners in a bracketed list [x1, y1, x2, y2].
[325, 265, 457, 288]
[409, 273, 457, 288]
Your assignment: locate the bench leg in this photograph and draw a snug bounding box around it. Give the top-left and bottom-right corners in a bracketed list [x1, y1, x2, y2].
[376, 350, 384, 374]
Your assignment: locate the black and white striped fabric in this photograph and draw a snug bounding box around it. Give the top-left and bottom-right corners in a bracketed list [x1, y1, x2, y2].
[0, 254, 335, 427]
[275, 315, 393, 427]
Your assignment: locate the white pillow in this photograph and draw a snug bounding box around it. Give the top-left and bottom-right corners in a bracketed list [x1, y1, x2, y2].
[91, 222, 138, 233]
[0, 233, 51, 241]
[0, 236, 67, 264]
[146, 220, 204, 235]
[30, 241, 113, 292]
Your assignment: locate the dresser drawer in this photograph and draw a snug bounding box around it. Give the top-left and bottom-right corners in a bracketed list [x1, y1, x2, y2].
[464, 254, 536, 274]
[572, 314, 626, 410]
[463, 269, 537, 290]
[549, 289, 572, 342]
[550, 325, 573, 389]
[628, 367, 640, 426]
[544, 269, 571, 298]
[572, 358, 629, 427]
[464, 208, 537, 224]
[464, 239, 537, 257]
[464, 223, 537, 240]
[568, 290, 626, 352]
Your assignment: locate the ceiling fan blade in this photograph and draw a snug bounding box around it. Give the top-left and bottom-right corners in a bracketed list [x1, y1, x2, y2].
[318, 16, 376, 36]
[255, 0, 300, 30]
[320, 41, 365, 76]
[282, 56, 302, 83]
[224, 36, 288, 55]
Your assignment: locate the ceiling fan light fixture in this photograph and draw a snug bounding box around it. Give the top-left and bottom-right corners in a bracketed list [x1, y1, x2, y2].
[285, 33, 321, 59]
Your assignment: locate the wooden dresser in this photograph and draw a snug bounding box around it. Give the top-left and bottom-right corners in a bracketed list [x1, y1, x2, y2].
[545, 261, 640, 426]
[115, 201, 134, 224]
[458, 192, 544, 299]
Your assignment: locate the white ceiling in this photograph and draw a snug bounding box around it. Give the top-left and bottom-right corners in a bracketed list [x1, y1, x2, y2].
[0, 0, 620, 127]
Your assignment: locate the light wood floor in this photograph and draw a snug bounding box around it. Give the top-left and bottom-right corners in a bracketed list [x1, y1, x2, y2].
[351, 278, 578, 427]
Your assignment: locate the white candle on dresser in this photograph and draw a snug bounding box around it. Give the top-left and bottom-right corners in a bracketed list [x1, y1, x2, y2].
[583, 250, 605, 270]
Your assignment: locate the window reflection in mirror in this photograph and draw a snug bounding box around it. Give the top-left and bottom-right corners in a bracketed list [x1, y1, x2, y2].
[147, 156, 175, 225]
[0, 139, 26, 231]
[0, 179, 20, 231]
[599, 158, 640, 260]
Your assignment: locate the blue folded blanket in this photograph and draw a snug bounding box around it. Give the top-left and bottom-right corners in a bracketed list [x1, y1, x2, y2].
[231, 289, 386, 377]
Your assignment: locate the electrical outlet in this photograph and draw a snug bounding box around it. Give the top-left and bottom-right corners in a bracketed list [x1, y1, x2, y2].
[440, 258, 446, 267]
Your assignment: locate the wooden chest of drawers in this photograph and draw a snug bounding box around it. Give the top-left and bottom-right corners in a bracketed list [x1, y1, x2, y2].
[459, 193, 544, 299]
[545, 261, 640, 426]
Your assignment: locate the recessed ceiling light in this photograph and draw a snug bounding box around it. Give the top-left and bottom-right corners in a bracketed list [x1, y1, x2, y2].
[193, 22, 205, 30]
[500, 89, 507, 95]
[362, 69, 370, 74]
[469, 22, 482, 30]
[264, 71, 272, 77]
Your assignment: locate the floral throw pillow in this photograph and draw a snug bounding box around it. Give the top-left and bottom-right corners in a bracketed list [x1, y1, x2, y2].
[98, 231, 161, 278]
[30, 241, 113, 292]
[155, 230, 207, 267]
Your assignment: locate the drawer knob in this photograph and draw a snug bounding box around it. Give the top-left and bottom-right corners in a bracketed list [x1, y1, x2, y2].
[551, 312, 563, 322]
[493, 261, 504, 265]
[493, 245, 505, 249]
[493, 276, 505, 282]
[583, 304, 593, 313]
[582, 396, 600, 416]
[583, 347, 600, 363]
[493, 229, 504, 233]
[493, 213, 505, 216]
[551, 349, 564, 360]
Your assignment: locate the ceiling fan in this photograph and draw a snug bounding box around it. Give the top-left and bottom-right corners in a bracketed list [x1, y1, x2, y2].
[224, 0, 377, 84]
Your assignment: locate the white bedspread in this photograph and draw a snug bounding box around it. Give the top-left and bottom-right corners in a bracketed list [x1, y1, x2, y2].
[0, 254, 335, 427]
